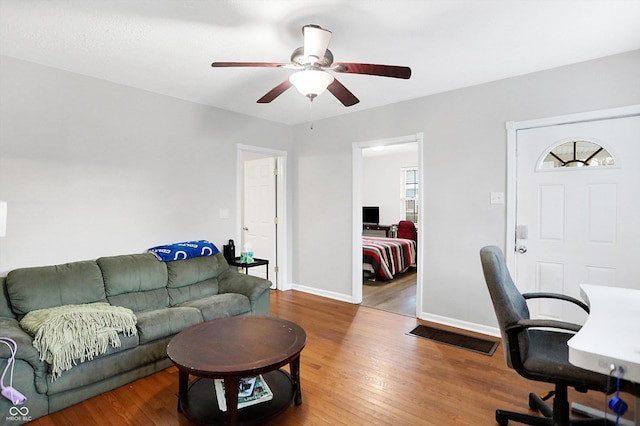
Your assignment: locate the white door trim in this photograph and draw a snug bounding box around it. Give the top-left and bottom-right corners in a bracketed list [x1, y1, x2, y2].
[505, 104, 640, 274]
[352, 133, 424, 318]
[237, 144, 289, 290]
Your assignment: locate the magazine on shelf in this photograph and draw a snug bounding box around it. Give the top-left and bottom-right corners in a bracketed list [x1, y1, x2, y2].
[214, 375, 274, 411]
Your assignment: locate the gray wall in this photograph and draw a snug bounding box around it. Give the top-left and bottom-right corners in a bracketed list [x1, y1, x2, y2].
[291, 49, 640, 330]
[1, 50, 639, 333]
[0, 56, 292, 273]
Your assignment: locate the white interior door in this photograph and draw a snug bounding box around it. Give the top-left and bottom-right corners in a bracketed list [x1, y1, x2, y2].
[243, 157, 276, 284]
[515, 115, 640, 324]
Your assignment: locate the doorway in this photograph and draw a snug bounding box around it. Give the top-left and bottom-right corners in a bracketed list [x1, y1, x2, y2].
[352, 133, 424, 318]
[507, 106, 640, 324]
[238, 145, 289, 290]
[242, 156, 276, 281]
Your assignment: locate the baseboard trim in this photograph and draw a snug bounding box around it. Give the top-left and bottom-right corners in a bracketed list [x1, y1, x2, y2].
[571, 403, 635, 426]
[289, 283, 354, 303]
[284, 284, 500, 338]
[419, 312, 501, 338]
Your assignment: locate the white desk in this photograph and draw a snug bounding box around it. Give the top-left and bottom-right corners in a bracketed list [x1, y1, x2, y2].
[568, 284, 640, 424]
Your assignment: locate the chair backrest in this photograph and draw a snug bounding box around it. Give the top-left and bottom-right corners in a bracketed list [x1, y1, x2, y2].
[479, 245, 531, 368]
[397, 220, 417, 240]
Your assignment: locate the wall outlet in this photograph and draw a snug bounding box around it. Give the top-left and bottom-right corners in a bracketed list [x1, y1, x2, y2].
[490, 192, 505, 205]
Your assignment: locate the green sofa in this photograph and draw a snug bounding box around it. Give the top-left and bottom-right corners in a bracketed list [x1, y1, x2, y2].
[0, 252, 271, 424]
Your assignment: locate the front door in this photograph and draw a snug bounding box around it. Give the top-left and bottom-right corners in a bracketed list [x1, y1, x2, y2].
[515, 115, 640, 324]
[243, 157, 276, 285]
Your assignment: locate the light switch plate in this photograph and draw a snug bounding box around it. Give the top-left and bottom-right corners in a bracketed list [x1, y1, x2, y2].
[490, 192, 505, 205]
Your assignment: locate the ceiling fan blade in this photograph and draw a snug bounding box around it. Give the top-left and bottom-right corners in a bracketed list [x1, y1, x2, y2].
[257, 80, 293, 103]
[333, 63, 411, 79]
[327, 78, 359, 107]
[303, 25, 332, 63]
[211, 62, 288, 68]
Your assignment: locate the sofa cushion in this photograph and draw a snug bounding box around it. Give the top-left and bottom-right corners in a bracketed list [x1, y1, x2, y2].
[166, 253, 228, 305]
[167, 278, 219, 306]
[6, 261, 107, 317]
[46, 332, 139, 392]
[98, 253, 169, 312]
[135, 307, 202, 344]
[45, 334, 151, 395]
[179, 293, 251, 321]
[166, 253, 228, 286]
[107, 288, 169, 314]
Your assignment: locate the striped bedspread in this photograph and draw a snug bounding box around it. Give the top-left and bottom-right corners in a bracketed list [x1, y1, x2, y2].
[363, 236, 416, 280]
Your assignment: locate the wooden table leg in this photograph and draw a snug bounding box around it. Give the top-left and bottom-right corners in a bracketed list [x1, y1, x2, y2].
[290, 356, 302, 405]
[223, 377, 240, 425]
[177, 371, 188, 413]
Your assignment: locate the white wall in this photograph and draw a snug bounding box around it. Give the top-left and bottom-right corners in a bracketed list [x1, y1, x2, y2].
[291, 49, 640, 330]
[362, 149, 418, 225]
[0, 56, 292, 273]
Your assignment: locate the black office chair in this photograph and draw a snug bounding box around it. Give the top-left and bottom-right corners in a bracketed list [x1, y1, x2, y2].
[479, 246, 614, 425]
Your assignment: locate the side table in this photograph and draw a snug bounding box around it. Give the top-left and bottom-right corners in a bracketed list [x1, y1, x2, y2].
[228, 257, 269, 280]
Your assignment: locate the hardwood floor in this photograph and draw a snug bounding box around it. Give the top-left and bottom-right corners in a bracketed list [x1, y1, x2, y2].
[31, 290, 634, 425]
[362, 268, 416, 316]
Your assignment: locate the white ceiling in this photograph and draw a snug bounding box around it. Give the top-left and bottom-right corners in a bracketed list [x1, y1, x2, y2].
[1, 0, 640, 126]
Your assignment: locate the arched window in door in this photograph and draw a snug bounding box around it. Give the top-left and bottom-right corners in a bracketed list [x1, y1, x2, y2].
[540, 140, 615, 169]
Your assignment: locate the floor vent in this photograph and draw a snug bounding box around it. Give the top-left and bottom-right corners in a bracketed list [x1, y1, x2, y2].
[407, 325, 499, 356]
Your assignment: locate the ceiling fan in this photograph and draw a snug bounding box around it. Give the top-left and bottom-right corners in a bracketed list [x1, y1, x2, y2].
[211, 25, 411, 107]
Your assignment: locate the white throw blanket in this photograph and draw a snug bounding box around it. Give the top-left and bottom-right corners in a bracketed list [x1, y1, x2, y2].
[20, 302, 137, 380]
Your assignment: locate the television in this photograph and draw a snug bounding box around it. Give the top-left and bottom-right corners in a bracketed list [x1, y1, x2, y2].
[362, 206, 380, 225]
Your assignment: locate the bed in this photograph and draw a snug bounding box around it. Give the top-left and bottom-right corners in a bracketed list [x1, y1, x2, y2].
[362, 236, 416, 280]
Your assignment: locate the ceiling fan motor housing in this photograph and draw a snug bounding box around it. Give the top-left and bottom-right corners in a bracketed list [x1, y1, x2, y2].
[291, 47, 334, 67]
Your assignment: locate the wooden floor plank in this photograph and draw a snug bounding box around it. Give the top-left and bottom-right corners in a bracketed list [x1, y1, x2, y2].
[362, 268, 416, 316]
[29, 289, 635, 425]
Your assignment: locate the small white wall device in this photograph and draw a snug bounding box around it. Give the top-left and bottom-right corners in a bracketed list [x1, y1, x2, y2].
[0, 200, 7, 237]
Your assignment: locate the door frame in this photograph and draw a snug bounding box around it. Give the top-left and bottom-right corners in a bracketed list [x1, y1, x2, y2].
[237, 144, 289, 290]
[505, 104, 640, 276]
[352, 132, 424, 317]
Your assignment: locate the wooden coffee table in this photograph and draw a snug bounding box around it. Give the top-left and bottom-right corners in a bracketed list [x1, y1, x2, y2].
[167, 316, 307, 425]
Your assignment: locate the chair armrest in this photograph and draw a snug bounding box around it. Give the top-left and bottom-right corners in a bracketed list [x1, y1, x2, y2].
[503, 318, 582, 382]
[506, 318, 582, 333]
[522, 292, 590, 313]
[0, 317, 48, 393]
[0, 318, 38, 361]
[217, 269, 272, 302]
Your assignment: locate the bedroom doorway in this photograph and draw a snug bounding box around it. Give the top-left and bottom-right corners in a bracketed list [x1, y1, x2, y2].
[352, 133, 424, 318]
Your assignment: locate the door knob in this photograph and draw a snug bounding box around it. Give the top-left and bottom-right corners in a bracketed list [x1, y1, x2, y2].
[243, 227, 249, 231]
[517, 245, 527, 254]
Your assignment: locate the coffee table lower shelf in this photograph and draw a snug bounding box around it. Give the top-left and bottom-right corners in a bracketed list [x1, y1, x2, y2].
[179, 369, 295, 425]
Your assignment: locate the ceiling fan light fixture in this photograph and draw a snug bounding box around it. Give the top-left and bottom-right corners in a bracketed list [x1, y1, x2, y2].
[289, 70, 334, 99]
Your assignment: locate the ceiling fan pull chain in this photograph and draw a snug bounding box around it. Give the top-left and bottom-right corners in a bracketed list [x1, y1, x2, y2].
[309, 97, 314, 130]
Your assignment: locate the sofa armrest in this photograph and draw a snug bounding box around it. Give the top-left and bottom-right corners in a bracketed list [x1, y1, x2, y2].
[0, 317, 48, 394]
[217, 269, 271, 303]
